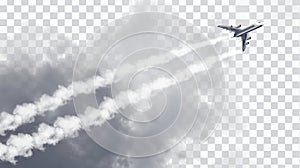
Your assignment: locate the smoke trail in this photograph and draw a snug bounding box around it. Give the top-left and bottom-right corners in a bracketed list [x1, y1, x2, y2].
[0, 36, 228, 136]
[0, 50, 238, 163]
[115, 35, 229, 78]
[0, 71, 115, 136]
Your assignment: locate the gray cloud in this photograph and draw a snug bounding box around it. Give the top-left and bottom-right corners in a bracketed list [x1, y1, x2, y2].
[0, 7, 229, 167]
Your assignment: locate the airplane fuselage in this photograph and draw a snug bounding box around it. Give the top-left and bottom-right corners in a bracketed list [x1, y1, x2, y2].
[217, 22, 263, 52]
[234, 24, 263, 37]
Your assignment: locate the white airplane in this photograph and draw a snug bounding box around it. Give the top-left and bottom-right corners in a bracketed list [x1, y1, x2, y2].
[218, 22, 263, 52]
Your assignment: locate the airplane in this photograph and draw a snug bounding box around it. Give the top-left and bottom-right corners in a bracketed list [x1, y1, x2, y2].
[217, 22, 263, 52]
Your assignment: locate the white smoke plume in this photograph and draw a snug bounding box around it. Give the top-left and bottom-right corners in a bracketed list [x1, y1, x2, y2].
[0, 71, 115, 136]
[0, 36, 228, 136]
[0, 50, 238, 163]
[0, 116, 82, 164]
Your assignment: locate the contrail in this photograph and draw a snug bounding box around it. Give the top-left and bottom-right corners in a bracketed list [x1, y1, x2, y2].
[115, 35, 229, 79]
[0, 36, 228, 136]
[0, 71, 115, 136]
[0, 50, 239, 163]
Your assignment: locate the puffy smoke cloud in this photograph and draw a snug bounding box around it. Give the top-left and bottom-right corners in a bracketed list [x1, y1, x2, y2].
[0, 36, 225, 137]
[0, 57, 225, 163]
[0, 20, 231, 166]
[0, 70, 115, 136]
[0, 116, 81, 164]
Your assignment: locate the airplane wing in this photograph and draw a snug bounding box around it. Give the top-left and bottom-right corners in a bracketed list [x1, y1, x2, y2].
[241, 33, 248, 52]
[217, 25, 240, 33]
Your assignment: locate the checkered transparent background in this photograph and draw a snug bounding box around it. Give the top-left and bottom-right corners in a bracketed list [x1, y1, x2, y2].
[0, 0, 300, 167]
